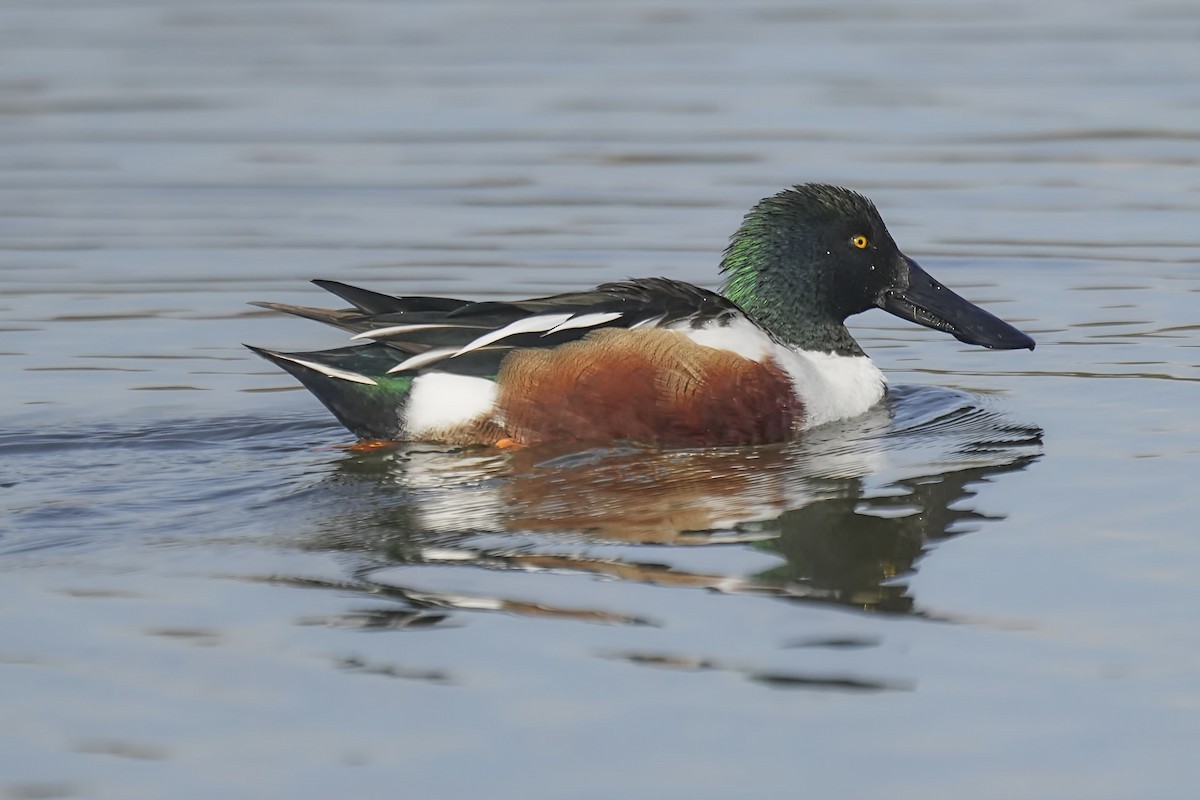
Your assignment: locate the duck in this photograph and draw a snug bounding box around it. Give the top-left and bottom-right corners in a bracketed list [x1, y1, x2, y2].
[248, 183, 1034, 448]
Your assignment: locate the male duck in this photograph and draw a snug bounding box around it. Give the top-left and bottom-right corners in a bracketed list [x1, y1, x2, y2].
[249, 184, 1034, 448]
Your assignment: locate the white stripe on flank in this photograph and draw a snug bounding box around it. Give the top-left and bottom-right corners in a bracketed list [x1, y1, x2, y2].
[404, 372, 497, 437]
[543, 311, 622, 335]
[386, 347, 459, 373]
[274, 355, 378, 385]
[453, 313, 574, 356]
[350, 323, 479, 341]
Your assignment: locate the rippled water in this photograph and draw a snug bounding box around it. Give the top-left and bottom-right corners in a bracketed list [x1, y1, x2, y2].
[2, 1, 1199, 798]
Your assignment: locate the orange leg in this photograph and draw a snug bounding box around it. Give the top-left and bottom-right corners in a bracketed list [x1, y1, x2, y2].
[343, 439, 400, 452]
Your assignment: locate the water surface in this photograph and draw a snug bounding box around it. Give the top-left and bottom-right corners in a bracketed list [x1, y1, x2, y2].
[2, 1, 1199, 799]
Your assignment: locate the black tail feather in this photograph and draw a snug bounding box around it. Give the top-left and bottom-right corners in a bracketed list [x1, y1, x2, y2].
[249, 301, 370, 332]
[312, 279, 470, 315]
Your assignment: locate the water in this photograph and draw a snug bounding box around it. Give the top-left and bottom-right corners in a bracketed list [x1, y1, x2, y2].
[2, 1, 1199, 798]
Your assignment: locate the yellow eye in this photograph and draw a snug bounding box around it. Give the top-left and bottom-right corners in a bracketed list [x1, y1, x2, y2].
[851, 235, 869, 249]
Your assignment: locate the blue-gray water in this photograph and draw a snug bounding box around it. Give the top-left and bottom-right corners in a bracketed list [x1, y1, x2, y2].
[2, 2, 1199, 798]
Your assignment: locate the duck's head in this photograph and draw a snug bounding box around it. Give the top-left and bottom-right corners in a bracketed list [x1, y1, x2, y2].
[720, 184, 1035, 355]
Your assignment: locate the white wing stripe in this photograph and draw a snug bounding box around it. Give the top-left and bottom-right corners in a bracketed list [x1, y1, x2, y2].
[453, 313, 574, 356]
[629, 314, 666, 330]
[544, 311, 622, 335]
[350, 323, 481, 341]
[386, 347, 459, 373]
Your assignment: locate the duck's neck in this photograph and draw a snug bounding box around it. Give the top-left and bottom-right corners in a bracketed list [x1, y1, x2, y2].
[720, 241, 866, 358]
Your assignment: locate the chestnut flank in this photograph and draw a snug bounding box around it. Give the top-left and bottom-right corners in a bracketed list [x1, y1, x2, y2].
[495, 328, 803, 447]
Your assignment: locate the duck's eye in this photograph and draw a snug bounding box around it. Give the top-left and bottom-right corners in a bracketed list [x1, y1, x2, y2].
[851, 235, 869, 249]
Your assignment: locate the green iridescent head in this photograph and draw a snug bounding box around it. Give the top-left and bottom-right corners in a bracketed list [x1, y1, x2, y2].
[719, 183, 1034, 355]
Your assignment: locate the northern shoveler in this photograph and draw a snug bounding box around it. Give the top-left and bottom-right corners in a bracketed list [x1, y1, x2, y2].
[248, 184, 1034, 448]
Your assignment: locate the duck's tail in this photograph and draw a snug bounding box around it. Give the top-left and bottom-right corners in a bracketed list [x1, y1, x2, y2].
[245, 344, 415, 441]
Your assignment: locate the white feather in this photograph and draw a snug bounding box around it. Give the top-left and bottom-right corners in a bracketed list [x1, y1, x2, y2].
[386, 347, 458, 373]
[543, 311, 622, 335]
[629, 314, 666, 330]
[350, 323, 478, 341]
[453, 313, 574, 356]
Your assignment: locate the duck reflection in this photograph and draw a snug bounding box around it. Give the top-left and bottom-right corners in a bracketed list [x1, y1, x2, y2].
[284, 387, 1041, 623]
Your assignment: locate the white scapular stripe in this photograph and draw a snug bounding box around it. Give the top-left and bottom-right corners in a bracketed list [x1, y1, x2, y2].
[274, 355, 378, 385]
[629, 314, 666, 330]
[453, 313, 574, 356]
[543, 311, 622, 335]
[350, 323, 480, 341]
[386, 347, 459, 373]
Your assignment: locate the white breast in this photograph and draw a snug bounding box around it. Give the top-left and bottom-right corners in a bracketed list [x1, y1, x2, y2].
[681, 317, 887, 430]
[771, 347, 887, 429]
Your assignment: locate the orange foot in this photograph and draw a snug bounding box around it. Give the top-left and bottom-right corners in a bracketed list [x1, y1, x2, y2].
[494, 437, 525, 450]
[343, 439, 399, 452]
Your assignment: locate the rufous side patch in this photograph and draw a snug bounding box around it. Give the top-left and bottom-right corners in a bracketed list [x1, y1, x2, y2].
[495, 328, 803, 447]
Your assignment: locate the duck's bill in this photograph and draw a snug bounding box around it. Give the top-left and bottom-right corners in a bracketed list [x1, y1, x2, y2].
[879, 256, 1035, 351]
